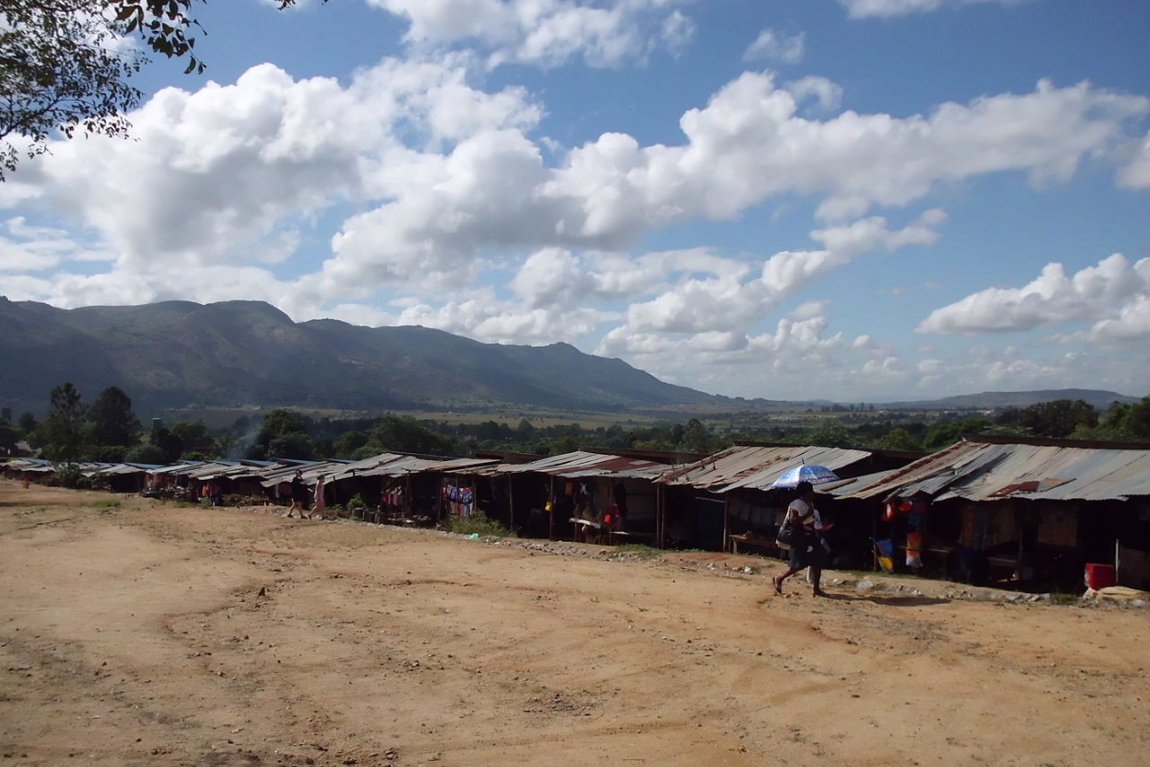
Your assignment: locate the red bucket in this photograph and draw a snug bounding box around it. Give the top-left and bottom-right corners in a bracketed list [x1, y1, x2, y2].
[1085, 563, 1116, 590]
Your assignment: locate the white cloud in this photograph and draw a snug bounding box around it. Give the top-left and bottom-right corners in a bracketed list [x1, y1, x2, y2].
[597, 212, 944, 357]
[327, 128, 556, 292]
[602, 302, 920, 400]
[0, 217, 113, 273]
[351, 210, 943, 396]
[1118, 132, 1150, 189]
[905, 344, 1138, 401]
[785, 76, 843, 113]
[395, 284, 605, 344]
[839, 0, 1031, 19]
[546, 74, 1147, 233]
[370, 0, 696, 68]
[9, 61, 1143, 317]
[19, 64, 386, 274]
[3, 23, 1148, 403]
[511, 247, 597, 308]
[743, 29, 805, 64]
[4, 56, 548, 305]
[1088, 295, 1150, 341]
[918, 254, 1150, 339]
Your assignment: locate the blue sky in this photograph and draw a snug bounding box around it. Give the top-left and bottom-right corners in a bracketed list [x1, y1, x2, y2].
[2, 0, 1149, 402]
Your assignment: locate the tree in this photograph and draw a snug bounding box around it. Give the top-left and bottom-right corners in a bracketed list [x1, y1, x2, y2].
[922, 416, 991, 452]
[805, 420, 857, 449]
[1018, 399, 1097, 439]
[39, 382, 87, 463]
[515, 418, 537, 443]
[169, 420, 213, 455]
[333, 430, 369, 458]
[260, 408, 310, 438]
[1084, 395, 1150, 442]
[679, 418, 715, 455]
[871, 427, 922, 453]
[1118, 396, 1150, 440]
[108, 1, 316, 70]
[87, 385, 141, 447]
[0, 417, 19, 455]
[149, 425, 184, 463]
[268, 431, 315, 460]
[373, 415, 456, 455]
[1, 1, 318, 179]
[1, 1, 144, 179]
[18, 411, 38, 434]
[124, 442, 168, 464]
[253, 408, 309, 452]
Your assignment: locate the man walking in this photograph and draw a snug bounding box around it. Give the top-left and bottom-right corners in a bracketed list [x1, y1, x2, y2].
[288, 470, 308, 518]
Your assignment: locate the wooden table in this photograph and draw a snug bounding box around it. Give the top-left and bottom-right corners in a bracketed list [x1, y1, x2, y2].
[571, 517, 604, 543]
[729, 534, 780, 557]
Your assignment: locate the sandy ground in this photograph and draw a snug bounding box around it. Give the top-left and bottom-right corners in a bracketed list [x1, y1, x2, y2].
[1, 479, 1148, 767]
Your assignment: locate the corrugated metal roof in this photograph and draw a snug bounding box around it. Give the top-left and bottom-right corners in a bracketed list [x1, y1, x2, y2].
[320, 454, 489, 481]
[495, 450, 672, 480]
[338, 455, 441, 479]
[258, 460, 349, 488]
[830, 438, 1150, 502]
[184, 461, 255, 481]
[441, 461, 524, 478]
[4, 459, 56, 473]
[660, 445, 873, 493]
[88, 463, 158, 476]
[146, 461, 205, 476]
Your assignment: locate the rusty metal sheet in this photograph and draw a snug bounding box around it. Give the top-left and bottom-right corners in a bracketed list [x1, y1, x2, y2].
[830, 439, 1150, 502]
[491, 450, 673, 480]
[660, 445, 873, 493]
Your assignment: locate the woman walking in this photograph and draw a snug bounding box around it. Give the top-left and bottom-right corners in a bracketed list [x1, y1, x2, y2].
[773, 481, 832, 597]
[312, 473, 327, 519]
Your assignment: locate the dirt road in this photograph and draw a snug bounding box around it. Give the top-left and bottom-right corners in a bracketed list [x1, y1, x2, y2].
[1, 480, 1148, 766]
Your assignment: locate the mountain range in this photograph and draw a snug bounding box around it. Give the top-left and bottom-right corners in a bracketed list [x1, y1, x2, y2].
[0, 297, 1139, 419]
[0, 297, 722, 417]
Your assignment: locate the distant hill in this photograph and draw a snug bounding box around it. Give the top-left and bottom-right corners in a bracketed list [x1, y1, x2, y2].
[0, 298, 723, 417]
[882, 389, 1141, 412]
[1, 297, 1140, 421]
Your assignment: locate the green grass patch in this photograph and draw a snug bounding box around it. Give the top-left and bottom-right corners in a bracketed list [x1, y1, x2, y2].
[615, 543, 663, 559]
[447, 513, 516, 539]
[92, 499, 121, 509]
[1050, 592, 1082, 605]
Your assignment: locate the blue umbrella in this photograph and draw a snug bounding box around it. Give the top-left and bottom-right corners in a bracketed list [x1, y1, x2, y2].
[771, 463, 840, 489]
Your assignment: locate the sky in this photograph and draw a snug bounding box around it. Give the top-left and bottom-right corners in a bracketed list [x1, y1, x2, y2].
[2, 0, 1149, 403]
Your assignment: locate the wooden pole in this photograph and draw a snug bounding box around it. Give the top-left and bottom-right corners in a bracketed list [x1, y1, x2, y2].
[656, 484, 665, 548]
[722, 495, 730, 553]
[508, 476, 515, 529]
[548, 477, 555, 540]
[1014, 503, 1024, 582]
[872, 502, 878, 572]
[405, 474, 412, 518]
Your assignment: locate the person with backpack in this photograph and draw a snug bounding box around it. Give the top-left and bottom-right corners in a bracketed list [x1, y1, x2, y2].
[772, 481, 832, 597]
[288, 470, 309, 518]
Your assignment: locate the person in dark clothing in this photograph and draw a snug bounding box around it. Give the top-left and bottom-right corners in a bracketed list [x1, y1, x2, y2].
[288, 470, 309, 518]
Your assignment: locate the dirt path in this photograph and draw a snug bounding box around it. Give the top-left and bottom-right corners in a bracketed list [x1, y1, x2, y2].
[1, 480, 1148, 766]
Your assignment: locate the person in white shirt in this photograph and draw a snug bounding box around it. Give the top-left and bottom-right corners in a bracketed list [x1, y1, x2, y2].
[772, 481, 831, 597]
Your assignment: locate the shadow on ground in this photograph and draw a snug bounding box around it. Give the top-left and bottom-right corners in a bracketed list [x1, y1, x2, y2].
[819, 593, 951, 606]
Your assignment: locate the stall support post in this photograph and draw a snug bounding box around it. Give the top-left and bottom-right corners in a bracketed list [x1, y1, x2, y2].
[722, 496, 730, 554]
[507, 477, 515, 530]
[656, 484, 665, 548]
[548, 477, 556, 540]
